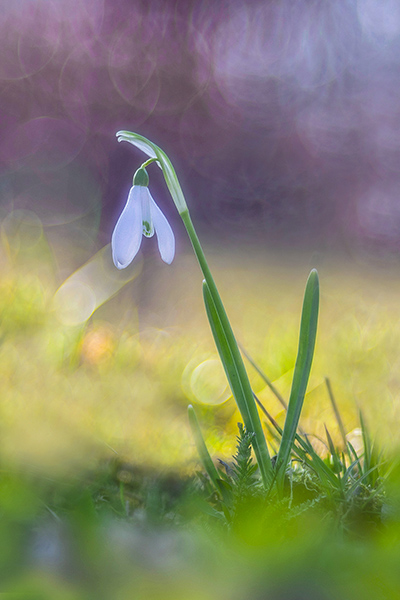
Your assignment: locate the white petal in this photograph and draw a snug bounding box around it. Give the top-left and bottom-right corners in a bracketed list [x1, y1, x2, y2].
[111, 186, 143, 269]
[149, 192, 175, 264]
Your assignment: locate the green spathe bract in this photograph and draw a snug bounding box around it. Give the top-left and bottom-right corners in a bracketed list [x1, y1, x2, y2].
[133, 166, 149, 187]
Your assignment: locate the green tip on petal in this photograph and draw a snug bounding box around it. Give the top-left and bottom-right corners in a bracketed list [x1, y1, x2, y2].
[133, 167, 149, 187]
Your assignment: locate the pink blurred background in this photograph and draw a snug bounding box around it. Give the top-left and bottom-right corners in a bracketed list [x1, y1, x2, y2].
[1, 0, 400, 261]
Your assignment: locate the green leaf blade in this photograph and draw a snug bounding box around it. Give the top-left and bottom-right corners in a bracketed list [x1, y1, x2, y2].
[275, 269, 320, 493]
[202, 281, 273, 488]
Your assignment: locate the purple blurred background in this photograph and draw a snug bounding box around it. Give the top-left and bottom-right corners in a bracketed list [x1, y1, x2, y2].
[1, 0, 400, 260]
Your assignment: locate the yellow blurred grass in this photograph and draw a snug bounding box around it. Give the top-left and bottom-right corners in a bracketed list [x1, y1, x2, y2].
[1, 241, 400, 475]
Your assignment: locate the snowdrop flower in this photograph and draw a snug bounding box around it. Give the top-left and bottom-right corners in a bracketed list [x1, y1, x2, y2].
[111, 166, 175, 269]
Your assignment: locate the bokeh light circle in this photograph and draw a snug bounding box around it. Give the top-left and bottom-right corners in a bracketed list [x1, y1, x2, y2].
[0, 0, 60, 80]
[189, 359, 229, 406]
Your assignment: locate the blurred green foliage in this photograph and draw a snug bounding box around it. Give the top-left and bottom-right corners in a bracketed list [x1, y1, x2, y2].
[1, 457, 400, 599]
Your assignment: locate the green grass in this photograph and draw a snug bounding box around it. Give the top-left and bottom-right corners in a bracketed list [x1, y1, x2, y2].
[2, 233, 400, 597]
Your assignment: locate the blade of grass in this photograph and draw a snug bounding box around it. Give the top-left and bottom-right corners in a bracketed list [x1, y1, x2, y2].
[275, 269, 320, 494]
[359, 410, 379, 487]
[342, 457, 362, 487]
[346, 464, 381, 497]
[254, 392, 341, 491]
[347, 440, 362, 478]
[239, 344, 288, 411]
[188, 405, 232, 518]
[325, 424, 343, 477]
[243, 350, 309, 437]
[347, 440, 360, 465]
[325, 377, 348, 454]
[188, 404, 220, 491]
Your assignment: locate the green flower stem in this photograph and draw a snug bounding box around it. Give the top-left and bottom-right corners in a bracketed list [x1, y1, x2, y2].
[141, 158, 159, 169]
[180, 209, 272, 488]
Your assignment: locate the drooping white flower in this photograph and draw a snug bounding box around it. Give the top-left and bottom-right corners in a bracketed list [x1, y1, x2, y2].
[111, 167, 175, 269]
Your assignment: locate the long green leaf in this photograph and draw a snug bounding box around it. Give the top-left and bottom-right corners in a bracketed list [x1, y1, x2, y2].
[275, 269, 319, 493]
[202, 281, 273, 487]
